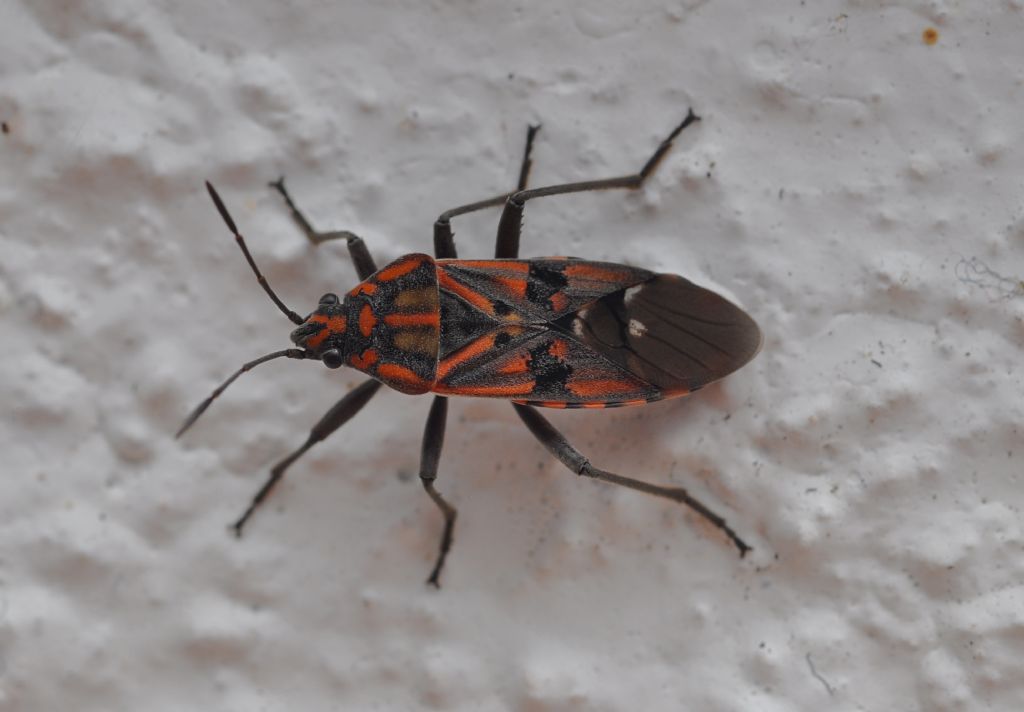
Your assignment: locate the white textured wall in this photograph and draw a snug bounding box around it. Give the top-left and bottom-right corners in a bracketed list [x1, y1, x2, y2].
[2, 2, 1022, 710]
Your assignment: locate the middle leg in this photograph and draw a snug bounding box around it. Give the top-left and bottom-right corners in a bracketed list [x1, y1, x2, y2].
[231, 378, 383, 535]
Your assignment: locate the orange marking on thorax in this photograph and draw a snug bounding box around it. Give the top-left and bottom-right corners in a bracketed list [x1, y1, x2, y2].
[377, 255, 425, 281]
[359, 304, 377, 337]
[437, 333, 496, 379]
[349, 282, 377, 297]
[383, 312, 440, 328]
[377, 363, 431, 390]
[438, 270, 494, 314]
[349, 349, 379, 370]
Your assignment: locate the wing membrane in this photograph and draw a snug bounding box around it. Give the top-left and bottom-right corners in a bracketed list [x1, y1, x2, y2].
[568, 274, 762, 395]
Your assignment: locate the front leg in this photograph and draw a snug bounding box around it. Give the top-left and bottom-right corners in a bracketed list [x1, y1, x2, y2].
[269, 177, 378, 280]
[232, 378, 383, 535]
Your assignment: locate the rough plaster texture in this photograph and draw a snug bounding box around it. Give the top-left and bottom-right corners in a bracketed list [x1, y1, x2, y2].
[1, 2, 1023, 711]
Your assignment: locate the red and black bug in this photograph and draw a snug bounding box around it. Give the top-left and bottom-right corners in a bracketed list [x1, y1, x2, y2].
[178, 110, 762, 587]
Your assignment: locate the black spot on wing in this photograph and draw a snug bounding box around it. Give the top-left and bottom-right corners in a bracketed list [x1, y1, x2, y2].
[527, 340, 573, 394]
[526, 263, 568, 311]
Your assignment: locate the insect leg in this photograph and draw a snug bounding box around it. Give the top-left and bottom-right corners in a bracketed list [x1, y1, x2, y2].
[494, 110, 701, 259]
[515, 123, 542, 192]
[419, 396, 457, 588]
[433, 124, 541, 259]
[268, 177, 378, 280]
[512, 403, 751, 557]
[232, 378, 383, 535]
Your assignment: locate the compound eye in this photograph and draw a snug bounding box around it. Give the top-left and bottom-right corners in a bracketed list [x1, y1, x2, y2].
[321, 349, 343, 369]
[319, 293, 339, 306]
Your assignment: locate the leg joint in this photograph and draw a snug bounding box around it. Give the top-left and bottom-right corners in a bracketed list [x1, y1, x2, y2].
[573, 456, 593, 477]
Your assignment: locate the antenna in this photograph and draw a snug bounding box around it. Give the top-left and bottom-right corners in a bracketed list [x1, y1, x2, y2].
[176, 348, 310, 438]
[205, 181, 305, 325]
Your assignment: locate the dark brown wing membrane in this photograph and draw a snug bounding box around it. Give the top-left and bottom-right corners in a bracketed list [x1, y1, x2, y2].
[562, 274, 762, 396]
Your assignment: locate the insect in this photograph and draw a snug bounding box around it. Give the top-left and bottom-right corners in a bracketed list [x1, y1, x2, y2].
[178, 109, 762, 587]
